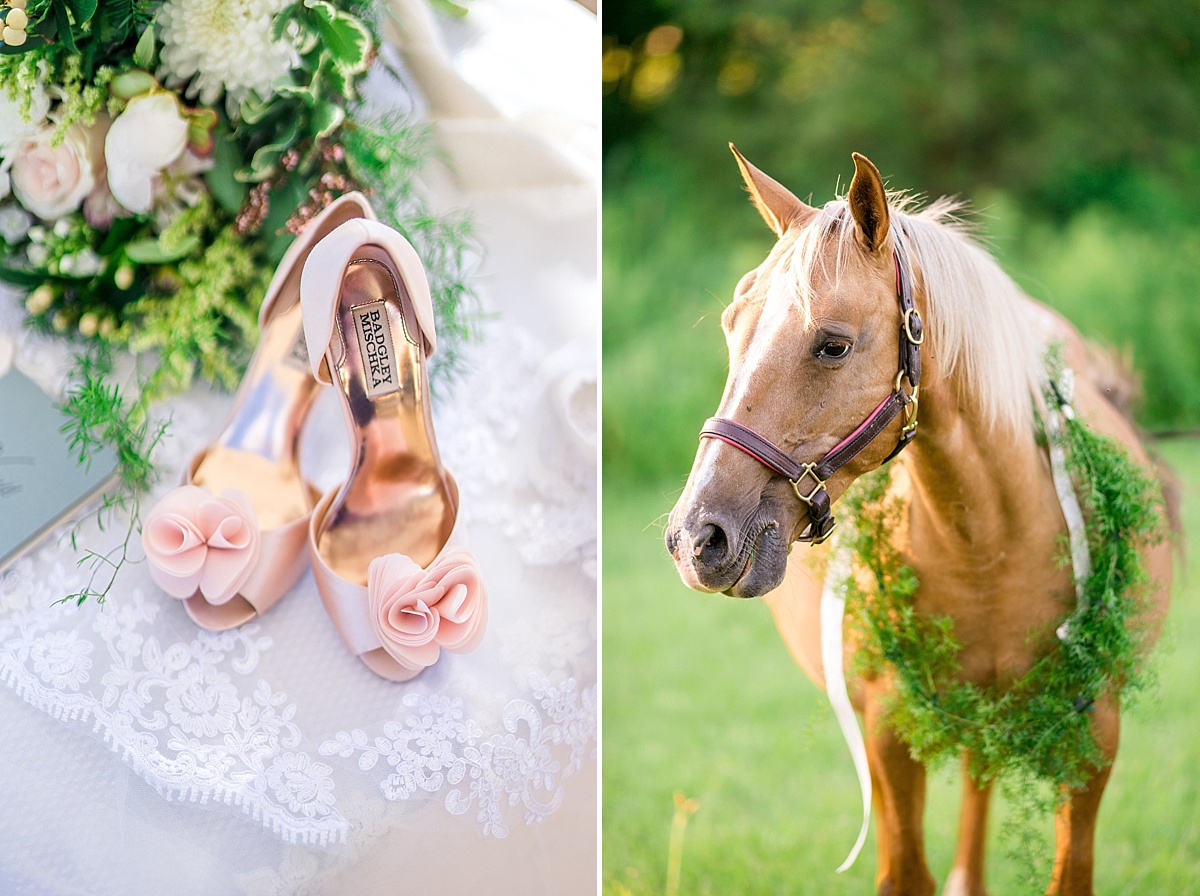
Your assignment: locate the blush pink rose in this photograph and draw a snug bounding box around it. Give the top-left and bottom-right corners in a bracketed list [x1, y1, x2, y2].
[428, 546, 488, 652]
[142, 485, 261, 604]
[10, 121, 106, 221]
[366, 547, 487, 678]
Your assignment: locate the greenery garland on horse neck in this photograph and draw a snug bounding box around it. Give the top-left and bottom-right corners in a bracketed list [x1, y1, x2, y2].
[838, 350, 1166, 795]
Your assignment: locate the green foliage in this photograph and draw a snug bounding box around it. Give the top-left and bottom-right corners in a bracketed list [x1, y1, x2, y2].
[58, 344, 167, 605]
[1, 0, 156, 70]
[604, 0, 1200, 219]
[842, 414, 1163, 786]
[123, 204, 266, 393]
[989, 192, 1200, 431]
[602, 451, 1200, 895]
[831, 374, 1165, 887]
[602, 166, 770, 483]
[234, 0, 376, 183]
[343, 111, 479, 382]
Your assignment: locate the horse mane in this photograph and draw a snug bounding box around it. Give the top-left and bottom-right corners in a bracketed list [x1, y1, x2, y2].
[785, 195, 1043, 436]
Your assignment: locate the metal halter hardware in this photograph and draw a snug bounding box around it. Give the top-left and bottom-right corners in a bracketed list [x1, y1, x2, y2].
[699, 241, 923, 545]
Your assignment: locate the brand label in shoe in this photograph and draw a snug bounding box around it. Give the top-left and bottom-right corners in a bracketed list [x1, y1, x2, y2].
[352, 302, 401, 398]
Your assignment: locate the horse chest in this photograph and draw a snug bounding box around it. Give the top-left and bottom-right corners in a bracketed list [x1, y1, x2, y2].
[902, 546, 1076, 688]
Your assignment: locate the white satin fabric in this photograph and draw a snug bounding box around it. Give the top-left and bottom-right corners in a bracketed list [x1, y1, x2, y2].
[0, 0, 597, 891]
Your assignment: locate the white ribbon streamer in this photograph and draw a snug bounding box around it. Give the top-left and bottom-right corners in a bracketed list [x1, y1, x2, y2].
[1046, 396, 1092, 615]
[819, 537, 872, 872]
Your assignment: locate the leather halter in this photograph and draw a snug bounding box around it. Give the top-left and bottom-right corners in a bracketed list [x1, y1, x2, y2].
[699, 240, 923, 545]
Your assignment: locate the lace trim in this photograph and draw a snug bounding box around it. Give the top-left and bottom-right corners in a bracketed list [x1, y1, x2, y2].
[0, 554, 595, 844]
[320, 677, 597, 837]
[0, 559, 347, 844]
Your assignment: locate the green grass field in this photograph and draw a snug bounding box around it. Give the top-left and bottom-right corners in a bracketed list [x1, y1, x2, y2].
[602, 440, 1200, 896]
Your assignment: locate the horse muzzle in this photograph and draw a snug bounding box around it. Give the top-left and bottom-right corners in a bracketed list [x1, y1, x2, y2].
[665, 508, 790, 598]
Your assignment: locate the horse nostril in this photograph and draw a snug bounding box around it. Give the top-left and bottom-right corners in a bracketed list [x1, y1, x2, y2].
[693, 522, 730, 570]
[665, 527, 680, 556]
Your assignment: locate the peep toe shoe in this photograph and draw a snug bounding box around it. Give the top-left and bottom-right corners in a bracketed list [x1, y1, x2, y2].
[141, 193, 376, 630]
[300, 218, 487, 681]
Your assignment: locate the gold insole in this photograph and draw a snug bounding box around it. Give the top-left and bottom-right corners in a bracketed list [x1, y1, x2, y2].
[192, 300, 317, 531]
[317, 250, 455, 586]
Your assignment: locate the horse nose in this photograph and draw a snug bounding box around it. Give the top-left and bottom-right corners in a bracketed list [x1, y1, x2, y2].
[692, 521, 732, 571]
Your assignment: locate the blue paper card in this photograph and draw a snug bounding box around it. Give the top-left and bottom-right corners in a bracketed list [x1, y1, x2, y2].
[0, 365, 120, 570]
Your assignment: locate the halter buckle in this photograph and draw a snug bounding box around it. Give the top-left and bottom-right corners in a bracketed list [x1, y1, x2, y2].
[791, 463, 827, 505]
[810, 520, 837, 545]
[902, 386, 920, 435]
[799, 516, 837, 545]
[903, 308, 925, 345]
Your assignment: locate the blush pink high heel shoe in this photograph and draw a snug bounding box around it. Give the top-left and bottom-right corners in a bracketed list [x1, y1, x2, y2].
[141, 193, 376, 630]
[300, 218, 487, 681]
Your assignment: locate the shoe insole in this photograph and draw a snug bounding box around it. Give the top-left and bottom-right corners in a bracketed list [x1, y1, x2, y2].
[317, 248, 455, 586]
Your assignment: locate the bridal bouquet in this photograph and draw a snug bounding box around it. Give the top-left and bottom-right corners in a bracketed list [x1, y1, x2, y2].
[0, 0, 472, 601]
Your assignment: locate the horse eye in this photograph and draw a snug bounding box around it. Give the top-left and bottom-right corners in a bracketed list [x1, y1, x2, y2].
[817, 340, 852, 360]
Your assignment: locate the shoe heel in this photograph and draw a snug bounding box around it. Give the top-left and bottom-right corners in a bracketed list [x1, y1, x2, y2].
[302, 219, 486, 681]
[142, 193, 376, 630]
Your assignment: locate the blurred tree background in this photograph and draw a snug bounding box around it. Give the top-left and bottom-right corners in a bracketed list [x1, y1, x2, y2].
[603, 0, 1200, 483]
[602, 4, 1200, 894]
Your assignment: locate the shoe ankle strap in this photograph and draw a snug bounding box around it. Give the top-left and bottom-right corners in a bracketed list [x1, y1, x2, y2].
[300, 218, 438, 384]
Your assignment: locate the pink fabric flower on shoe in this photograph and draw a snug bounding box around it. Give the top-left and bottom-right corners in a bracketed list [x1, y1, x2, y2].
[142, 486, 261, 604]
[366, 547, 488, 679]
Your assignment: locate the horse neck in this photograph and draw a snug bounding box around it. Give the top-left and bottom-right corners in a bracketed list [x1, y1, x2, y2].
[903, 374, 1057, 557]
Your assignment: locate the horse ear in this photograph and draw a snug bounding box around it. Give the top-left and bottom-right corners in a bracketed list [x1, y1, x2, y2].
[730, 144, 814, 238]
[848, 152, 890, 253]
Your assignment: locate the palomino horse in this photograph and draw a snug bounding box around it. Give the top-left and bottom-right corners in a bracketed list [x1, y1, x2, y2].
[664, 148, 1172, 896]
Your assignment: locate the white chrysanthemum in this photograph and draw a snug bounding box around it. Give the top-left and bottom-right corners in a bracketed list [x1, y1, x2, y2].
[156, 0, 298, 108]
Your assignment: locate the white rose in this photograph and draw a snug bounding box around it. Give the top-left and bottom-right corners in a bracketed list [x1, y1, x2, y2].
[105, 92, 190, 214]
[0, 205, 32, 243]
[10, 122, 105, 221]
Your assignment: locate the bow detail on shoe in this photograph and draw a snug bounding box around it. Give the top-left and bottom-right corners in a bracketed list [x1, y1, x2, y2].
[366, 547, 488, 680]
[142, 486, 262, 604]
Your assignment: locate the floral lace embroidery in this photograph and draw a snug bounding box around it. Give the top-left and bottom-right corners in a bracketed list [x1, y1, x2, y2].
[320, 676, 596, 838]
[0, 557, 347, 844]
[439, 329, 597, 575]
[0, 549, 595, 844]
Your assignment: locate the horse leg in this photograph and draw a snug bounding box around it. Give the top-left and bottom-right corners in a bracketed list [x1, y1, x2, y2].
[870, 761, 893, 877]
[1046, 699, 1120, 896]
[865, 685, 937, 896]
[943, 755, 992, 896]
